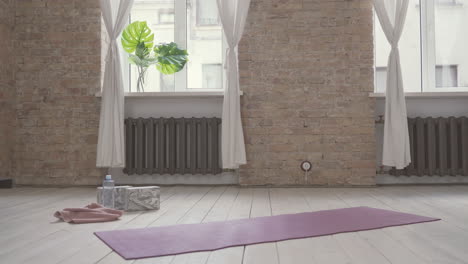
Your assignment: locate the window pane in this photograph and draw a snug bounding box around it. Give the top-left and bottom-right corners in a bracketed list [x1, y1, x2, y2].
[375, 67, 387, 92]
[159, 12, 175, 24]
[197, 0, 219, 25]
[202, 64, 223, 89]
[161, 73, 175, 89]
[436, 0, 460, 6]
[129, 0, 175, 92]
[435, 65, 458, 87]
[187, 0, 223, 89]
[374, 0, 422, 92]
[434, 1, 468, 89]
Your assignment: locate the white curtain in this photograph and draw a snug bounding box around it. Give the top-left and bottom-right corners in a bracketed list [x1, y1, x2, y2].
[96, 0, 134, 168]
[217, 0, 251, 169]
[374, 0, 411, 169]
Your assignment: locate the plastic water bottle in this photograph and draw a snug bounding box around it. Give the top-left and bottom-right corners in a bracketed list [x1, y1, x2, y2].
[102, 175, 115, 208]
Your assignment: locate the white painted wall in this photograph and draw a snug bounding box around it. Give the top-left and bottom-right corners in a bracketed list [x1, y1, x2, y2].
[374, 97, 468, 118]
[125, 96, 223, 118]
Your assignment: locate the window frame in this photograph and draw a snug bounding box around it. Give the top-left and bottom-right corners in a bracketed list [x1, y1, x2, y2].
[422, 0, 467, 92]
[374, 0, 468, 93]
[125, 0, 226, 94]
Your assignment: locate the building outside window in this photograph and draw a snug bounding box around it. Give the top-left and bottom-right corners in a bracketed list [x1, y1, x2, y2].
[436, 0, 461, 5]
[374, 0, 468, 92]
[159, 11, 175, 24]
[435, 65, 458, 87]
[127, 0, 224, 92]
[375, 66, 387, 93]
[196, 0, 219, 26]
[202, 64, 223, 89]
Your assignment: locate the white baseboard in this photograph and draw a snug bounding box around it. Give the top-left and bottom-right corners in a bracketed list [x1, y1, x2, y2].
[377, 174, 468, 185]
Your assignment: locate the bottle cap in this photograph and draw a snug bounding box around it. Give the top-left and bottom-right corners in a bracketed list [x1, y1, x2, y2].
[105, 175, 112, 180]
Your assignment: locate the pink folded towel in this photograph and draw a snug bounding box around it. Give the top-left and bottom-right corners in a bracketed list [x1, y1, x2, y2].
[54, 203, 123, 224]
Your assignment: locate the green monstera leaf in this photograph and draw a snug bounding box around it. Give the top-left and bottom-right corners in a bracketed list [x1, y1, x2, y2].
[121, 21, 154, 53]
[129, 42, 157, 67]
[153, 42, 189, 75]
[128, 54, 158, 68]
[135, 42, 150, 59]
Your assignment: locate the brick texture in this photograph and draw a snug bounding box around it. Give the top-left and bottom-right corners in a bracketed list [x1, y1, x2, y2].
[0, 0, 15, 180]
[238, 0, 376, 185]
[13, 0, 105, 185]
[6, 0, 375, 186]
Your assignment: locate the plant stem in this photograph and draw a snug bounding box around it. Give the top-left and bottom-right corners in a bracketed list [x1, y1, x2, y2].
[136, 66, 147, 92]
[136, 66, 141, 92]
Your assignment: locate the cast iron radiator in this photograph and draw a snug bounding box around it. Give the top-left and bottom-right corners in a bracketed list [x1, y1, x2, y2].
[124, 117, 222, 175]
[391, 117, 468, 176]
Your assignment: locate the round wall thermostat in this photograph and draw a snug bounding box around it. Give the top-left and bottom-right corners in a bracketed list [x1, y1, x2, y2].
[301, 161, 312, 172]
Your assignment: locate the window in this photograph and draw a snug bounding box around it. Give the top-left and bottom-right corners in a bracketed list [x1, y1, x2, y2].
[127, 0, 224, 92]
[436, 0, 461, 5]
[160, 72, 175, 90]
[375, 67, 387, 93]
[159, 11, 174, 24]
[436, 65, 458, 87]
[374, 0, 421, 93]
[375, 65, 459, 90]
[374, 0, 468, 92]
[187, 0, 224, 90]
[196, 0, 219, 26]
[433, 0, 467, 90]
[202, 64, 223, 89]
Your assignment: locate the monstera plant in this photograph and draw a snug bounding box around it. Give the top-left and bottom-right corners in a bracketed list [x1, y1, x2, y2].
[121, 21, 188, 92]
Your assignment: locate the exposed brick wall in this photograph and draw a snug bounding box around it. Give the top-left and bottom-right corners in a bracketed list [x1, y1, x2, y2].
[13, 0, 105, 185]
[9, 0, 375, 186]
[0, 0, 15, 180]
[238, 0, 376, 185]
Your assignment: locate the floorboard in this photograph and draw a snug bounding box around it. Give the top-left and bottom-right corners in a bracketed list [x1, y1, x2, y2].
[0, 186, 467, 264]
[205, 188, 254, 264]
[272, 188, 318, 264]
[98, 186, 213, 263]
[243, 188, 278, 264]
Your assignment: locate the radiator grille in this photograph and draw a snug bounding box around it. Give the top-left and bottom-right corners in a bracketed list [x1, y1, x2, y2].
[391, 117, 468, 176]
[124, 117, 222, 175]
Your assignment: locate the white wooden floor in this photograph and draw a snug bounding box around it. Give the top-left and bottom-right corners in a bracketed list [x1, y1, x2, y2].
[1, 186, 468, 264]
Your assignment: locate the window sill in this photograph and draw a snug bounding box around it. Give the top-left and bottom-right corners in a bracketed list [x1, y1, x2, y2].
[95, 91, 244, 98]
[369, 92, 468, 98]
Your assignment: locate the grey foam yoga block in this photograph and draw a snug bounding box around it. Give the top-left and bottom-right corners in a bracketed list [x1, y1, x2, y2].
[97, 185, 160, 211]
[125, 186, 160, 211]
[97, 185, 132, 210]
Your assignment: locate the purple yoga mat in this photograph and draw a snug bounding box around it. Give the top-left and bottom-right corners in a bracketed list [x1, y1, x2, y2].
[95, 206, 439, 260]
